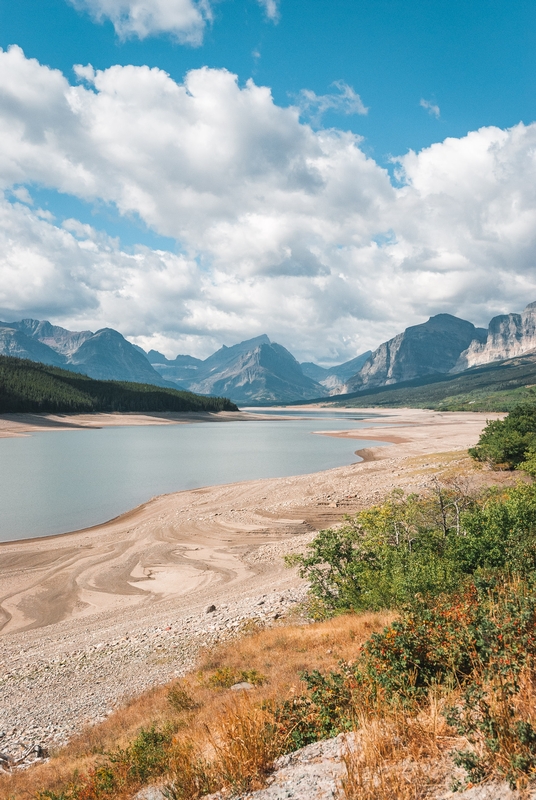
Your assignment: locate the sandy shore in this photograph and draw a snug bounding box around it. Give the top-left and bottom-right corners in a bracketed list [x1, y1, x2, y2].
[0, 407, 517, 752]
[0, 409, 264, 438]
[0, 408, 501, 635]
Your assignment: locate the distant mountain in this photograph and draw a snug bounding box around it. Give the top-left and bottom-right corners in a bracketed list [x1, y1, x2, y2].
[146, 350, 203, 386]
[319, 350, 536, 413]
[14, 319, 93, 356]
[11, 300, 536, 408]
[0, 325, 66, 367]
[67, 328, 172, 384]
[453, 301, 536, 372]
[181, 336, 324, 404]
[0, 320, 171, 387]
[301, 351, 372, 393]
[345, 314, 487, 393]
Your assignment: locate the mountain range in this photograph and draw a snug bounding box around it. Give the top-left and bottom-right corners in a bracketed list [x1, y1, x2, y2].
[1, 301, 536, 405]
[0, 320, 172, 387]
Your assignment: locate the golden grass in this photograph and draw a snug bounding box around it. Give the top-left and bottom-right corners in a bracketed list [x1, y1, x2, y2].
[339, 692, 459, 800]
[1, 611, 393, 800]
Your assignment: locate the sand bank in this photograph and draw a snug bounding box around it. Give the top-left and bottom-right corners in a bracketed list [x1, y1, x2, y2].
[0, 409, 267, 438]
[0, 407, 501, 636]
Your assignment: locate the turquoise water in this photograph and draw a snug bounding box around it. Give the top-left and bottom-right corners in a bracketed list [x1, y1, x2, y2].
[0, 412, 390, 542]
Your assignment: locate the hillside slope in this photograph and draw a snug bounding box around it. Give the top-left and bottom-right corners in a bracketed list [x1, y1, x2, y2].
[327, 350, 536, 411]
[0, 355, 237, 413]
[0, 320, 171, 387]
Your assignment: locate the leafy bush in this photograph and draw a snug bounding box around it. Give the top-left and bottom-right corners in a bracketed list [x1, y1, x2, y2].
[272, 669, 354, 750]
[357, 578, 536, 701]
[469, 403, 536, 469]
[271, 579, 536, 787]
[206, 667, 267, 688]
[288, 483, 536, 616]
[36, 726, 176, 800]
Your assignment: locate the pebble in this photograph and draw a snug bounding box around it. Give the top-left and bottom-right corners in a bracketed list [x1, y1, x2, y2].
[0, 587, 308, 758]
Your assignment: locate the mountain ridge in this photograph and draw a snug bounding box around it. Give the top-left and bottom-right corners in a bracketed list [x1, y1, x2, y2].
[3, 300, 536, 406]
[0, 320, 171, 387]
[344, 313, 487, 393]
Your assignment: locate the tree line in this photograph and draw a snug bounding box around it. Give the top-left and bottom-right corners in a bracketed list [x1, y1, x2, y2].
[0, 355, 238, 414]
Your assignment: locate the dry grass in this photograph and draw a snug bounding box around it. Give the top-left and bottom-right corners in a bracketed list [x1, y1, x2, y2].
[1, 611, 393, 800]
[339, 692, 460, 800]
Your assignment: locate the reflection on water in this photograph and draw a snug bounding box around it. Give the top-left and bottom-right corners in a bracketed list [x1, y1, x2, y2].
[0, 414, 390, 542]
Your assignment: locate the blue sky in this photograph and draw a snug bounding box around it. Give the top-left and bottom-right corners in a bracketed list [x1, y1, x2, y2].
[0, 0, 535, 361]
[3, 0, 535, 159]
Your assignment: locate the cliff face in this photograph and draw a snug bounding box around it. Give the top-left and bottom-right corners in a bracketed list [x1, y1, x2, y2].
[345, 314, 486, 392]
[453, 302, 536, 372]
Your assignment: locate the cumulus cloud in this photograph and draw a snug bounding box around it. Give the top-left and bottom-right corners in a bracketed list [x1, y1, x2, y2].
[296, 81, 369, 127]
[68, 0, 212, 43]
[420, 98, 440, 118]
[0, 45, 536, 362]
[257, 0, 279, 22]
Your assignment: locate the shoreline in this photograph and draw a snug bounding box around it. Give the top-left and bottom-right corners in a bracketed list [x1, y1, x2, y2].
[0, 407, 501, 632]
[0, 409, 270, 438]
[0, 409, 393, 547]
[0, 407, 517, 754]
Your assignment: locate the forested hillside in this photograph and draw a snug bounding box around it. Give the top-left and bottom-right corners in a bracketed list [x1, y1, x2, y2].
[0, 356, 238, 413]
[324, 351, 536, 411]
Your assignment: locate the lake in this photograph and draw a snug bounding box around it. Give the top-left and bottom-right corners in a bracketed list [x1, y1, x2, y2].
[0, 411, 391, 542]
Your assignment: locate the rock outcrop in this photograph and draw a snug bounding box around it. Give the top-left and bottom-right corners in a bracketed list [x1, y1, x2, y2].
[453, 301, 536, 372]
[345, 314, 487, 392]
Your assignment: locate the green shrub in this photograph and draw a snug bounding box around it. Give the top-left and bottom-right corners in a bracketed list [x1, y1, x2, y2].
[272, 669, 353, 751]
[469, 404, 536, 468]
[288, 483, 536, 616]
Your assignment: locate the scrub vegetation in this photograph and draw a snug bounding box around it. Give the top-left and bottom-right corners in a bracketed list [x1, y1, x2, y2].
[0, 355, 237, 413]
[5, 409, 536, 798]
[469, 403, 536, 474]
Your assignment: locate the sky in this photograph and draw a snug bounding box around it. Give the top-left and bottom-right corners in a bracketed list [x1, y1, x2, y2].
[0, 0, 535, 363]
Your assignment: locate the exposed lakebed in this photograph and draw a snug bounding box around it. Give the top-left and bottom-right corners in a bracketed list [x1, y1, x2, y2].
[0, 411, 391, 542]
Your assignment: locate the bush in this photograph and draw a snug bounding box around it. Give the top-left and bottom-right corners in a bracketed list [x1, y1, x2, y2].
[469, 404, 536, 469]
[357, 578, 536, 702]
[288, 483, 536, 616]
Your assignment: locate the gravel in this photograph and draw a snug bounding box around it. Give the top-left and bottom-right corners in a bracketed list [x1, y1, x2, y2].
[0, 586, 308, 759]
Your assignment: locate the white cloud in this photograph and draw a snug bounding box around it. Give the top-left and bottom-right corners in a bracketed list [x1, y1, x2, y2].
[420, 98, 440, 119]
[68, 0, 212, 43]
[0, 46, 536, 362]
[11, 186, 33, 205]
[296, 81, 369, 127]
[257, 0, 279, 22]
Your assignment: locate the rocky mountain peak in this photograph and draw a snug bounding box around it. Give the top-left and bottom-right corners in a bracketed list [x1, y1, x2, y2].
[345, 313, 485, 393]
[453, 301, 536, 372]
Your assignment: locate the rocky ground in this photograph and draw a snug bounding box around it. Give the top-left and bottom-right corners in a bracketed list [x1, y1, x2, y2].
[0, 580, 310, 758]
[134, 734, 534, 800]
